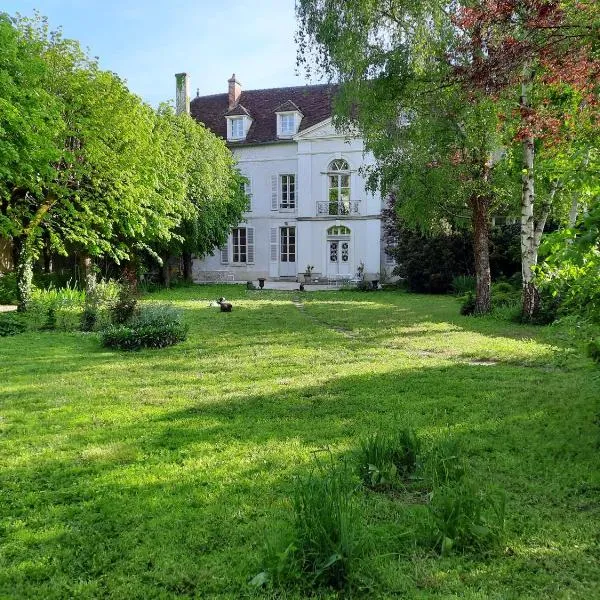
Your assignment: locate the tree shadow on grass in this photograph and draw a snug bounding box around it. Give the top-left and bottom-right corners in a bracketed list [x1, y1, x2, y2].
[1, 368, 598, 597]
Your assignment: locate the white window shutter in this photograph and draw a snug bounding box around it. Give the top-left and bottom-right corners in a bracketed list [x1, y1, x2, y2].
[270, 227, 278, 262]
[246, 227, 255, 264]
[294, 174, 297, 205]
[220, 238, 229, 264]
[271, 175, 278, 210]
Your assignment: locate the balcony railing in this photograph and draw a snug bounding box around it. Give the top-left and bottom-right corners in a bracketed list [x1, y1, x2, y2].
[316, 200, 360, 216]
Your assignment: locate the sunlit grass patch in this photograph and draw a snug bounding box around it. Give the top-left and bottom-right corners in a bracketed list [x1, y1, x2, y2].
[0, 286, 598, 598]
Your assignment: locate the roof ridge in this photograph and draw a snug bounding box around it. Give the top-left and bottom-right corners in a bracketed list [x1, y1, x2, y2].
[191, 82, 336, 101]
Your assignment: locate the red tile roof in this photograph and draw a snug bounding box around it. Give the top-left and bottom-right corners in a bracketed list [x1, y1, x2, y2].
[190, 83, 337, 145]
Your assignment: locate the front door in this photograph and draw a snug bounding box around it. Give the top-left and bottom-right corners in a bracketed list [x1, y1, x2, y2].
[327, 239, 351, 277]
[279, 226, 296, 277]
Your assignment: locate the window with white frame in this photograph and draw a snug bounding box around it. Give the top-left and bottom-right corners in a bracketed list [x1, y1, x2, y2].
[280, 174, 296, 209]
[327, 159, 351, 215]
[232, 227, 247, 263]
[230, 117, 244, 139]
[279, 113, 296, 136]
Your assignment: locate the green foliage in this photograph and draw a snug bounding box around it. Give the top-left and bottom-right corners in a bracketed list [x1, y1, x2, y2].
[101, 304, 188, 350]
[0, 273, 17, 304]
[587, 339, 600, 363]
[451, 275, 476, 296]
[388, 224, 474, 294]
[26, 284, 85, 331]
[81, 278, 121, 331]
[357, 429, 420, 489]
[1, 14, 244, 298]
[460, 292, 477, 316]
[0, 311, 26, 336]
[536, 219, 600, 323]
[110, 280, 138, 325]
[491, 280, 521, 308]
[428, 481, 506, 556]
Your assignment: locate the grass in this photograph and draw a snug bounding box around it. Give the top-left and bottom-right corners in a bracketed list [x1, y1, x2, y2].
[0, 285, 599, 598]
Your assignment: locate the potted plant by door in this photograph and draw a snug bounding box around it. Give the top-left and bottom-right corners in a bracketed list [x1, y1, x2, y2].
[304, 265, 314, 284]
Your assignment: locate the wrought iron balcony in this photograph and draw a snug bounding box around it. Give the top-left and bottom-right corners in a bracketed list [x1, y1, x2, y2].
[316, 200, 360, 216]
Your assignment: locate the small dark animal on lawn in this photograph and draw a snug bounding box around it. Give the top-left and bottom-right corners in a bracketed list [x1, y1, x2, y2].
[216, 297, 232, 312]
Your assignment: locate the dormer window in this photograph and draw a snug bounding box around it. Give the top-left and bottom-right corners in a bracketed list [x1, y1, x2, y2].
[225, 105, 252, 141]
[279, 113, 295, 135]
[275, 101, 303, 138]
[230, 117, 244, 139]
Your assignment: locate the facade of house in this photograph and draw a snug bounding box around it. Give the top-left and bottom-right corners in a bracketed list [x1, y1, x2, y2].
[178, 73, 388, 282]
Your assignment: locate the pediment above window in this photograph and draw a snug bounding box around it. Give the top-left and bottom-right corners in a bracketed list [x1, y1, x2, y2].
[275, 101, 303, 138]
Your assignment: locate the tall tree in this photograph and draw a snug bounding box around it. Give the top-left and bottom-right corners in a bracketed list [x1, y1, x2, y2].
[297, 0, 508, 313]
[151, 108, 248, 286]
[1, 14, 189, 308]
[447, 0, 600, 317]
[1, 13, 245, 304]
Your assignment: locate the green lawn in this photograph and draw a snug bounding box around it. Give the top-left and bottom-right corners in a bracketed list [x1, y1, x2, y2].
[1, 286, 599, 598]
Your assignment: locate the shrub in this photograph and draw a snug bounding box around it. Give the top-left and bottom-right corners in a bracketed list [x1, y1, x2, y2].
[459, 292, 476, 316]
[428, 480, 506, 556]
[82, 278, 121, 331]
[101, 304, 188, 350]
[111, 279, 138, 324]
[357, 429, 420, 489]
[0, 312, 27, 337]
[535, 226, 600, 323]
[587, 339, 600, 363]
[0, 273, 18, 304]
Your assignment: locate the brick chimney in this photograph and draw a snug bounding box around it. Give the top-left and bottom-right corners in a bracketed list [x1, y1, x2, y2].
[175, 72, 190, 115]
[228, 73, 241, 109]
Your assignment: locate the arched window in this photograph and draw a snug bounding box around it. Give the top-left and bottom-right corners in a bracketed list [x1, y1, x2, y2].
[328, 160, 350, 203]
[327, 225, 351, 236]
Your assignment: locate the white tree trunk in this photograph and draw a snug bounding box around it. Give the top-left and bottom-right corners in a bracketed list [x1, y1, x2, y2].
[520, 67, 539, 318]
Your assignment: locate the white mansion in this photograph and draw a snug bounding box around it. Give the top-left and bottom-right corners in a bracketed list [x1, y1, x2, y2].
[176, 73, 387, 282]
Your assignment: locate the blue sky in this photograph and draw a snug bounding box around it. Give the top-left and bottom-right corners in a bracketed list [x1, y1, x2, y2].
[3, 0, 317, 106]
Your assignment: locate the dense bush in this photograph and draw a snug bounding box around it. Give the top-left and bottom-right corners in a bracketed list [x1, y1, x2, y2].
[536, 248, 600, 323]
[385, 222, 520, 294]
[451, 275, 476, 296]
[489, 223, 521, 279]
[587, 339, 600, 363]
[388, 227, 473, 293]
[111, 279, 139, 324]
[101, 304, 188, 350]
[459, 279, 522, 317]
[0, 273, 18, 304]
[82, 278, 121, 331]
[0, 311, 27, 336]
[534, 209, 600, 323]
